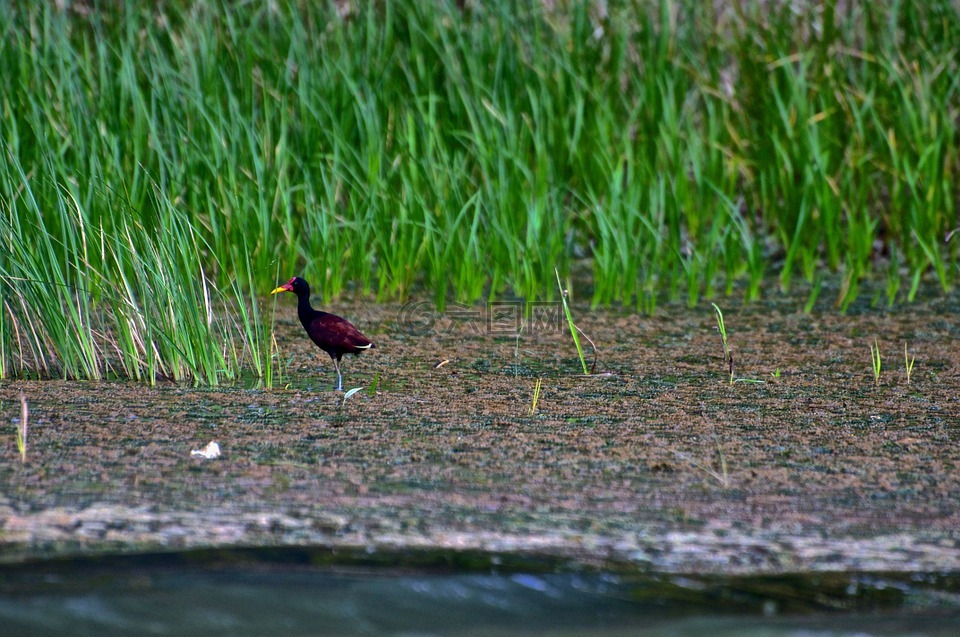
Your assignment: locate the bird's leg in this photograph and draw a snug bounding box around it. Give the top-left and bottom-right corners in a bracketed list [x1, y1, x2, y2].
[332, 357, 343, 391]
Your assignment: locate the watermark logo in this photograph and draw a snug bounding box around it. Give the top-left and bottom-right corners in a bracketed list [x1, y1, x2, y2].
[397, 300, 563, 336]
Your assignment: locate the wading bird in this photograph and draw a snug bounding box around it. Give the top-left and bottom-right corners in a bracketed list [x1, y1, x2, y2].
[271, 277, 375, 391]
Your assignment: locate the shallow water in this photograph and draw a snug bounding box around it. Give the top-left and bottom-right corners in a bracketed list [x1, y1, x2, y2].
[1, 554, 959, 637]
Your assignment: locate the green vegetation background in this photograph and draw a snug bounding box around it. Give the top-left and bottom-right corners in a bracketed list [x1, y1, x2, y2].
[2, 1, 958, 383]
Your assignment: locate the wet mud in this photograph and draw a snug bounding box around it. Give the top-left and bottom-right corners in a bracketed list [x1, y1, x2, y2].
[2, 291, 960, 576]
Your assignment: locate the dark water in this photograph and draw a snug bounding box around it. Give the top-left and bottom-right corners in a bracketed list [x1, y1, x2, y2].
[1, 555, 959, 637]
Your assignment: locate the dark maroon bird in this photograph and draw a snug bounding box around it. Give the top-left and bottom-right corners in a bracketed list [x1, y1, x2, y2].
[271, 277, 375, 391]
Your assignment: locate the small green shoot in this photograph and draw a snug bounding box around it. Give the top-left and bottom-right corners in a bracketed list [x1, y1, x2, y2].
[530, 378, 543, 415]
[368, 372, 380, 395]
[556, 269, 589, 375]
[709, 304, 764, 384]
[903, 342, 915, 384]
[870, 339, 882, 386]
[771, 368, 781, 380]
[712, 303, 730, 360]
[711, 303, 733, 383]
[16, 391, 27, 463]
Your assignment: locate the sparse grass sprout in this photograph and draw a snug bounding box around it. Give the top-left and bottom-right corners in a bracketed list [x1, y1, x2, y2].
[904, 342, 916, 384]
[530, 378, 543, 416]
[16, 391, 28, 463]
[556, 269, 589, 375]
[712, 303, 733, 384]
[870, 339, 882, 386]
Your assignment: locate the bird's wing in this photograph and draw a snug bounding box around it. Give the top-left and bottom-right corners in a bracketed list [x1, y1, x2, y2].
[309, 314, 373, 350]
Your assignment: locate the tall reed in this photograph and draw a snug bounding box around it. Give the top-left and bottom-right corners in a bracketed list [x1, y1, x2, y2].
[2, 1, 958, 382]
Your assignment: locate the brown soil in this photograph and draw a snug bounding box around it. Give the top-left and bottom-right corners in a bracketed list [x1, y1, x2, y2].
[2, 293, 960, 575]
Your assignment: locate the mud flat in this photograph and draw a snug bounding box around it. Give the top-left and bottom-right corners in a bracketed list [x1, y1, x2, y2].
[2, 293, 960, 578]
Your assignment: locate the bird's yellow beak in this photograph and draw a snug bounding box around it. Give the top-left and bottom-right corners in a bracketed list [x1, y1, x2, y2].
[272, 278, 296, 295]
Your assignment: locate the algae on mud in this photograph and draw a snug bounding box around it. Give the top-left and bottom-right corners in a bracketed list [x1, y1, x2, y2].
[2, 293, 960, 579]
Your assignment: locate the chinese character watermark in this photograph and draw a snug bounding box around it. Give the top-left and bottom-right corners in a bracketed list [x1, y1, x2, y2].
[396, 300, 563, 336]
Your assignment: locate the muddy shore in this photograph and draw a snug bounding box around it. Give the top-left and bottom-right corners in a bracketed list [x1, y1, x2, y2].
[2, 292, 960, 576]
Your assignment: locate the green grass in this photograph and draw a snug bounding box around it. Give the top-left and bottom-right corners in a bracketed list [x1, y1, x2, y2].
[903, 342, 916, 384]
[2, 1, 959, 382]
[870, 339, 882, 387]
[711, 302, 767, 384]
[711, 303, 733, 383]
[15, 391, 27, 463]
[556, 268, 589, 375]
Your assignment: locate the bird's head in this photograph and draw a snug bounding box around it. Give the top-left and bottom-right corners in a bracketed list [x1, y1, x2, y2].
[271, 276, 309, 296]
